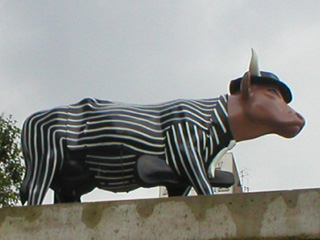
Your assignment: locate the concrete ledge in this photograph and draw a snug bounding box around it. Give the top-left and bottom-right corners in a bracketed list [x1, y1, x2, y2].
[0, 188, 319, 240]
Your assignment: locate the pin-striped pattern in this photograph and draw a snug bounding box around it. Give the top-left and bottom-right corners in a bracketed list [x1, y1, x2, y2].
[21, 95, 234, 205]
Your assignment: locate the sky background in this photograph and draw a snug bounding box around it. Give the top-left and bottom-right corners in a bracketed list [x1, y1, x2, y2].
[0, 1, 319, 204]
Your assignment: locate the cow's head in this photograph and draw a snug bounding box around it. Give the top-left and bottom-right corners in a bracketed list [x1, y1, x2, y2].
[227, 49, 305, 142]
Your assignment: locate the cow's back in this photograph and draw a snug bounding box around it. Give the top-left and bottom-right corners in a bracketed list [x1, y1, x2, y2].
[65, 97, 165, 155]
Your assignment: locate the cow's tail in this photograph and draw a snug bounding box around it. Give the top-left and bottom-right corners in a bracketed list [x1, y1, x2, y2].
[20, 154, 31, 205]
[20, 122, 32, 205]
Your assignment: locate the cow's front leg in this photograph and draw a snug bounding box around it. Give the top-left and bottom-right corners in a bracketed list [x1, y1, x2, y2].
[166, 186, 191, 197]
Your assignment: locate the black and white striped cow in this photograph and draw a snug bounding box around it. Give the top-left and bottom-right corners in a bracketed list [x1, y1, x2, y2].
[20, 50, 305, 205]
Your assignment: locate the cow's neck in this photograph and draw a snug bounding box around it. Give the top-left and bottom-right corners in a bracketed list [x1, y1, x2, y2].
[227, 94, 273, 142]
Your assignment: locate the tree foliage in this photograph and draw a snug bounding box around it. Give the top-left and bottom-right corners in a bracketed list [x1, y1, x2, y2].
[0, 114, 24, 207]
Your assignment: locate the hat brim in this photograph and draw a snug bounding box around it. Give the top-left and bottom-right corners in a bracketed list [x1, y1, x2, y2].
[229, 76, 293, 103]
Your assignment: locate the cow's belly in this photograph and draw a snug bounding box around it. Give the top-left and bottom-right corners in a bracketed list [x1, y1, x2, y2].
[84, 150, 140, 193]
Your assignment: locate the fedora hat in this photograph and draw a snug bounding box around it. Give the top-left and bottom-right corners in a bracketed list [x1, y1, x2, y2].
[229, 71, 293, 103]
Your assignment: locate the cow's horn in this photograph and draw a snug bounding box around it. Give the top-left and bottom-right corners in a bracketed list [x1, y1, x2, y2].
[249, 48, 261, 76]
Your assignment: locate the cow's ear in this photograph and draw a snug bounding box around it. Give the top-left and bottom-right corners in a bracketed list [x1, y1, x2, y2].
[240, 72, 251, 101]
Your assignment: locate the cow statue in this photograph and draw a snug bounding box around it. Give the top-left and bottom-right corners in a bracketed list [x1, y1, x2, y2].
[20, 49, 305, 205]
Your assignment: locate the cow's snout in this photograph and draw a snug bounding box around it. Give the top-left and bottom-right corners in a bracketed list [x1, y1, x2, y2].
[276, 106, 306, 138]
[283, 110, 306, 138]
[295, 112, 306, 129]
[296, 112, 304, 121]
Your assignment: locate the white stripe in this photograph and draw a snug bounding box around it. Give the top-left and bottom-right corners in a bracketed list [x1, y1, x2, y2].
[205, 147, 209, 162]
[188, 99, 218, 108]
[68, 134, 165, 150]
[89, 167, 134, 174]
[68, 142, 165, 155]
[86, 119, 163, 133]
[94, 174, 134, 180]
[194, 125, 201, 156]
[186, 123, 212, 194]
[161, 108, 211, 120]
[202, 131, 206, 151]
[221, 94, 227, 103]
[218, 99, 228, 117]
[172, 124, 195, 186]
[83, 126, 164, 140]
[212, 126, 220, 145]
[68, 113, 160, 126]
[166, 131, 181, 176]
[85, 160, 135, 167]
[162, 117, 210, 131]
[72, 134, 165, 148]
[209, 134, 214, 156]
[58, 137, 66, 170]
[179, 123, 206, 194]
[87, 154, 136, 160]
[106, 181, 132, 186]
[213, 108, 227, 133]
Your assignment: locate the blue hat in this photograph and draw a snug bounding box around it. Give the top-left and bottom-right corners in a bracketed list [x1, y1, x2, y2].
[229, 71, 293, 103]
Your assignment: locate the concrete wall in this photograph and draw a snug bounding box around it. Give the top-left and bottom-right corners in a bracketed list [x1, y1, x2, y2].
[0, 188, 319, 240]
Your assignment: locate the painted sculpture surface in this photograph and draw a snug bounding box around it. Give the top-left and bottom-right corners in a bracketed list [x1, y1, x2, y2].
[20, 50, 305, 205]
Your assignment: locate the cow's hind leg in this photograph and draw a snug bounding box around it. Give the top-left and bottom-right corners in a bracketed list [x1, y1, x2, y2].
[53, 189, 81, 203]
[27, 129, 65, 205]
[51, 180, 95, 204]
[51, 156, 96, 204]
[20, 144, 33, 205]
[26, 153, 59, 205]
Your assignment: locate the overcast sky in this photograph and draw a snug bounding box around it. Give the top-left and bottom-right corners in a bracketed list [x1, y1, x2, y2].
[0, 1, 319, 203]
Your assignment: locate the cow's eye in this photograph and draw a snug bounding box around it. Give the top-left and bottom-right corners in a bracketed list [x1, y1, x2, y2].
[268, 88, 280, 96]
